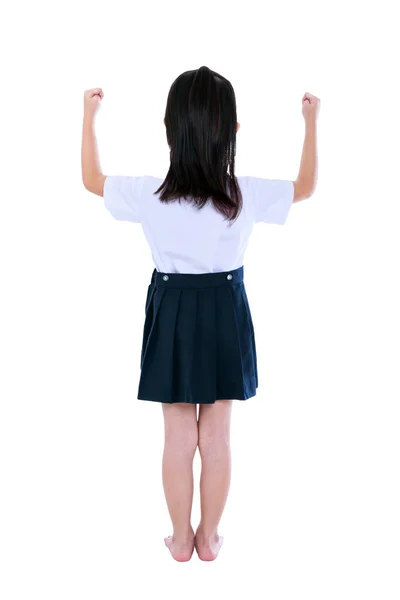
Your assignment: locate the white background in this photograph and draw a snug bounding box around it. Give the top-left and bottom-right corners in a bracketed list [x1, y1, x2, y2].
[1, 0, 399, 598]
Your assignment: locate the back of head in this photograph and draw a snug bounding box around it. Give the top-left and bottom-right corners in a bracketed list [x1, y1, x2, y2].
[155, 66, 242, 223]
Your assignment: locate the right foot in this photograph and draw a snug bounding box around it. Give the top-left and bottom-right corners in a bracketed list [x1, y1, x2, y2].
[194, 529, 224, 561]
[164, 535, 195, 562]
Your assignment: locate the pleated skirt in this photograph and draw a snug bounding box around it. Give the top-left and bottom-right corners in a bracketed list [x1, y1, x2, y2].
[137, 265, 258, 404]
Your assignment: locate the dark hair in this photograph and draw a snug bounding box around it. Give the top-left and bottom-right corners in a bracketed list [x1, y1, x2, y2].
[154, 66, 242, 223]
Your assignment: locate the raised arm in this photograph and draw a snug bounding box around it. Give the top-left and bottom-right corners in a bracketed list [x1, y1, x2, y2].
[293, 93, 320, 203]
[81, 88, 106, 197]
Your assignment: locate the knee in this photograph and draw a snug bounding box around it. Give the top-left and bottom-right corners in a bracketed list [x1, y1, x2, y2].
[164, 425, 198, 457]
[198, 424, 230, 458]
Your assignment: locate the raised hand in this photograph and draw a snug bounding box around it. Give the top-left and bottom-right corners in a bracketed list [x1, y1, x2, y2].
[83, 88, 104, 119]
[302, 92, 320, 123]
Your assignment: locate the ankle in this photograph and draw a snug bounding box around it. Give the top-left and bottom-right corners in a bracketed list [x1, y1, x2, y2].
[196, 524, 218, 542]
[173, 527, 194, 545]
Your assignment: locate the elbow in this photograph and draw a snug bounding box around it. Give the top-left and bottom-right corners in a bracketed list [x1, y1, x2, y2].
[82, 172, 93, 192]
[82, 177, 91, 192]
[293, 178, 316, 203]
[304, 185, 316, 199]
[82, 173, 106, 196]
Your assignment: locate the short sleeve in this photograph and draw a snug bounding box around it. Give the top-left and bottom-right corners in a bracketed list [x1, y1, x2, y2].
[103, 175, 146, 222]
[247, 177, 294, 224]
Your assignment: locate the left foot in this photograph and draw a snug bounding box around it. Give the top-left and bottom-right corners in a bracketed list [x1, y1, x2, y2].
[194, 530, 224, 561]
[164, 533, 195, 562]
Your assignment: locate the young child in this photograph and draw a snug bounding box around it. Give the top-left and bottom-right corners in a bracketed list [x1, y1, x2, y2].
[81, 66, 319, 562]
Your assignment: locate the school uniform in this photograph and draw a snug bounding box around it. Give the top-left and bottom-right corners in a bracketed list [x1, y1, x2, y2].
[103, 175, 294, 404]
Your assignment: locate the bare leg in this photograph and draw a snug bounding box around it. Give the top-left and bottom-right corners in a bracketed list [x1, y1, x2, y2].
[162, 402, 198, 562]
[195, 399, 232, 561]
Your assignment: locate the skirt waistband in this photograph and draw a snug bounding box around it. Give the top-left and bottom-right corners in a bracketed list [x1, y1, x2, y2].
[151, 266, 244, 288]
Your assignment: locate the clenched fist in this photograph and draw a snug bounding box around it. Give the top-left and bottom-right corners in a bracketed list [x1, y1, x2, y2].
[83, 88, 104, 118]
[302, 93, 320, 123]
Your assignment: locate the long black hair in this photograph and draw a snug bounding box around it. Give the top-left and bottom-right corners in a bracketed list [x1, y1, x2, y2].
[154, 66, 242, 223]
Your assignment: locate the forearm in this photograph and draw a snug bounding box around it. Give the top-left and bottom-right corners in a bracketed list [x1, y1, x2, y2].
[297, 120, 318, 194]
[81, 115, 103, 186]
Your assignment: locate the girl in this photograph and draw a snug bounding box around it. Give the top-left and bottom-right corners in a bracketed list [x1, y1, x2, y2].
[81, 66, 319, 562]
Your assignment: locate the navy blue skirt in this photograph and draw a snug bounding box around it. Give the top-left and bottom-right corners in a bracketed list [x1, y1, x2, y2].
[137, 266, 258, 404]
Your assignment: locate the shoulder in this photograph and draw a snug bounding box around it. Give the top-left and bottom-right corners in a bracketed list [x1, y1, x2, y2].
[237, 175, 293, 194]
[103, 175, 163, 223]
[104, 174, 162, 192]
[103, 175, 164, 204]
[236, 175, 294, 225]
[140, 175, 164, 193]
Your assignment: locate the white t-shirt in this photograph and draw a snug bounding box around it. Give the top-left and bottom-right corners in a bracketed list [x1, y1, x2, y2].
[103, 175, 294, 274]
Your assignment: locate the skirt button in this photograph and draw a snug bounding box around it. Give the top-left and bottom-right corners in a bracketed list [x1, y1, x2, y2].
[227, 274, 233, 280]
[163, 275, 169, 281]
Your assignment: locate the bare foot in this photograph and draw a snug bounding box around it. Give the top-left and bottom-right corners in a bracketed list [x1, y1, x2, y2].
[194, 529, 224, 561]
[164, 534, 195, 562]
